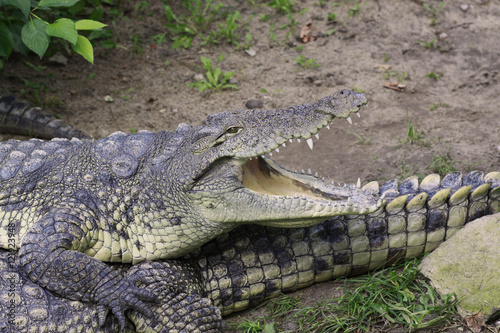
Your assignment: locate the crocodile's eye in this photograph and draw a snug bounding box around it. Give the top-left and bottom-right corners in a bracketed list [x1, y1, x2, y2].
[226, 126, 242, 134]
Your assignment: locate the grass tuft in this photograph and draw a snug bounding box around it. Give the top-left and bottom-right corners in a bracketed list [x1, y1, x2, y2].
[229, 258, 457, 332]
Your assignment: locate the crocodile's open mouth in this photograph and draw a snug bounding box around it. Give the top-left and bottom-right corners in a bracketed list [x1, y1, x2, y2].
[241, 156, 348, 201]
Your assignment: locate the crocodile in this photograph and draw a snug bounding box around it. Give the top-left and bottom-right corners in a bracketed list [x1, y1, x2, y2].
[0, 90, 384, 331]
[0, 94, 89, 140]
[1, 171, 499, 332]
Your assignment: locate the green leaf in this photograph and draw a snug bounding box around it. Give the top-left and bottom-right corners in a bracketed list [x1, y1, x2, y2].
[2, 0, 30, 18]
[68, 0, 85, 15]
[0, 22, 14, 57]
[21, 19, 49, 58]
[72, 34, 93, 64]
[74, 19, 107, 30]
[38, 0, 80, 7]
[46, 18, 77, 45]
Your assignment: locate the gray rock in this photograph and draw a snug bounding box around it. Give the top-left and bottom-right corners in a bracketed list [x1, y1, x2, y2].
[245, 99, 263, 109]
[47, 53, 68, 66]
[419, 213, 500, 321]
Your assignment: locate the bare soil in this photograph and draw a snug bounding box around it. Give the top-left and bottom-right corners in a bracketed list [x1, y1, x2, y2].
[1, 0, 499, 331]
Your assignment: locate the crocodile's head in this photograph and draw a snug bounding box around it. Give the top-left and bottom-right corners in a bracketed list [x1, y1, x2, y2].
[167, 89, 382, 229]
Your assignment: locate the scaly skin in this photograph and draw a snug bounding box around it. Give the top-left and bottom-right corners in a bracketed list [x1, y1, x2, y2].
[0, 94, 89, 139]
[1, 171, 498, 332]
[0, 90, 379, 329]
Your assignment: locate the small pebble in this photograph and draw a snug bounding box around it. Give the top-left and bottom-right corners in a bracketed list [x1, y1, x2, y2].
[104, 95, 114, 103]
[245, 99, 263, 109]
[245, 48, 257, 57]
[193, 74, 205, 81]
[47, 53, 68, 66]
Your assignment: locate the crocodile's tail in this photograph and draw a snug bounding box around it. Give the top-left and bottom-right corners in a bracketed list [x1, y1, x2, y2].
[196, 171, 500, 316]
[0, 94, 90, 140]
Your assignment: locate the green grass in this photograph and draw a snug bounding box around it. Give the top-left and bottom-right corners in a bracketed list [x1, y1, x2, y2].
[293, 55, 321, 69]
[163, 0, 226, 49]
[347, 130, 371, 145]
[429, 102, 450, 111]
[428, 152, 457, 176]
[382, 69, 407, 83]
[229, 258, 457, 332]
[400, 113, 428, 147]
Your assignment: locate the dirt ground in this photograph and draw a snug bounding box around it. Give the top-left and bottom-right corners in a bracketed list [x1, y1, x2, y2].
[1, 0, 499, 331]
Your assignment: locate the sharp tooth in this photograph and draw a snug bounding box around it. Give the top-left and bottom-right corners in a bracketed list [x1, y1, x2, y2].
[294, 170, 297, 173]
[275, 148, 279, 153]
[356, 178, 361, 188]
[297, 139, 301, 143]
[306, 138, 313, 150]
[294, 194, 299, 199]
[347, 197, 352, 205]
[249, 157, 253, 160]
[356, 112, 360, 118]
[314, 172, 318, 178]
[322, 177, 325, 182]
[269, 152, 273, 156]
[282, 143, 286, 147]
[302, 195, 306, 200]
[346, 116, 352, 125]
[289, 139, 293, 143]
[331, 181, 334, 185]
[315, 133, 319, 140]
[307, 168, 312, 175]
[301, 169, 305, 174]
[326, 124, 331, 130]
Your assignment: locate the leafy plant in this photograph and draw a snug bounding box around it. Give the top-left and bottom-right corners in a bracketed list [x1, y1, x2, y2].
[0, 0, 107, 67]
[268, 0, 296, 15]
[347, 1, 364, 20]
[419, 38, 437, 49]
[216, 10, 241, 45]
[327, 12, 337, 21]
[426, 71, 440, 81]
[423, 1, 444, 26]
[293, 55, 321, 69]
[188, 54, 238, 92]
